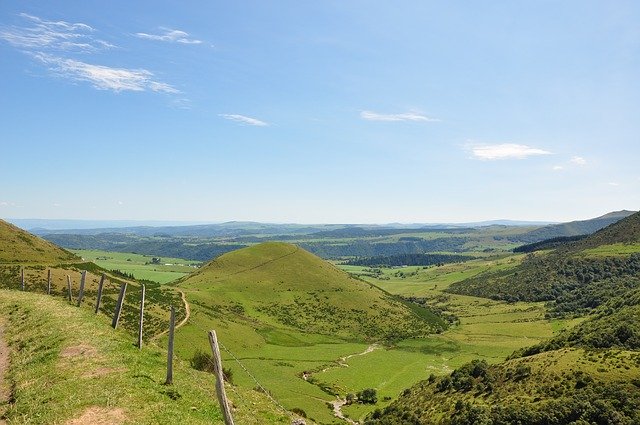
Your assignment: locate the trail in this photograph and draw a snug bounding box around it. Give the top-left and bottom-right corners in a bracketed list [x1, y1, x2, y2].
[303, 344, 380, 424]
[151, 290, 191, 340]
[0, 322, 10, 425]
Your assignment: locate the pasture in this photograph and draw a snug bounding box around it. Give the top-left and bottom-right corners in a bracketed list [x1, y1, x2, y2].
[73, 249, 201, 283]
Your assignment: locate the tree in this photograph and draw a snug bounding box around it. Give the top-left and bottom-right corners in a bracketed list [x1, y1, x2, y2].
[357, 388, 378, 404]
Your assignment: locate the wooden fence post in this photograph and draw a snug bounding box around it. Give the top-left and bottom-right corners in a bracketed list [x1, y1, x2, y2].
[47, 269, 52, 295]
[112, 283, 127, 329]
[164, 306, 175, 385]
[95, 273, 105, 314]
[21, 268, 25, 291]
[77, 271, 87, 307]
[208, 330, 235, 425]
[137, 284, 145, 349]
[66, 275, 73, 302]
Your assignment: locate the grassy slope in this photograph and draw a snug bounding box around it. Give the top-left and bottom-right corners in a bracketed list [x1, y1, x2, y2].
[0, 219, 78, 263]
[0, 290, 290, 424]
[177, 242, 445, 342]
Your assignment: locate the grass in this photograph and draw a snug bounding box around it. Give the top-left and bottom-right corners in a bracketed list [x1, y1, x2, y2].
[0, 289, 290, 424]
[73, 249, 202, 284]
[0, 219, 78, 264]
[578, 242, 640, 258]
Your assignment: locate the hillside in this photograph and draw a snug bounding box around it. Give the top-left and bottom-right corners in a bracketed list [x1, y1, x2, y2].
[365, 211, 640, 425]
[0, 219, 78, 263]
[447, 211, 640, 316]
[0, 290, 289, 424]
[517, 210, 635, 243]
[177, 242, 445, 343]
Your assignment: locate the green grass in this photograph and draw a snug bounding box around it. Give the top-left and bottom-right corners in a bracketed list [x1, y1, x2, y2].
[0, 289, 290, 424]
[73, 249, 201, 284]
[0, 219, 78, 264]
[579, 242, 640, 257]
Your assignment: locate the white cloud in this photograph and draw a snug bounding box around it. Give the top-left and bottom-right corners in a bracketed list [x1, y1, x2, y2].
[32, 53, 178, 93]
[553, 165, 564, 171]
[0, 13, 114, 52]
[360, 110, 439, 122]
[135, 28, 202, 44]
[608, 182, 620, 187]
[219, 114, 268, 126]
[570, 156, 587, 165]
[470, 143, 552, 160]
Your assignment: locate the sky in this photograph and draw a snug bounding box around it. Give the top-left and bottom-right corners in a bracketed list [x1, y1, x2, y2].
[1, 1, 639, 224]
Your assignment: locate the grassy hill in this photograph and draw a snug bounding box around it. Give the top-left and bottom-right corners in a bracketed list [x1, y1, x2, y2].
[171, 242, 448, 423]
[0, 290, 289, 424]
[0, 219, 78, 263]
[177, 242, 446, 343]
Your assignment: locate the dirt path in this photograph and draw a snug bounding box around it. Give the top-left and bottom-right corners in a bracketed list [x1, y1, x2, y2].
[151, 290, 191, 340]
[303, 344, 380, 424]
[0, 323, 10, 424]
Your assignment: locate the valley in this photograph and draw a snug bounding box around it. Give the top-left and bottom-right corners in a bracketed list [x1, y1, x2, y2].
[0, 211, 639, 424]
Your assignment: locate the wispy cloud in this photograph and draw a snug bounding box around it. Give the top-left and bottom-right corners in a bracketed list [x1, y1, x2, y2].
[608, 182, 620, 187]
[33, 53, 179, 93]
[219, 114, 268, 126]
[135, 28, 202, 44]
[0, 13, 114, 52]
[570, 156, 587, 165]
[553, 165, 564, 171]
[360, 110, 439, 122]
[469, 143, 552, 160]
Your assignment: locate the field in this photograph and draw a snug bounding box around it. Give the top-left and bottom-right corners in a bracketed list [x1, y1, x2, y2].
[73, 249, 201, 284]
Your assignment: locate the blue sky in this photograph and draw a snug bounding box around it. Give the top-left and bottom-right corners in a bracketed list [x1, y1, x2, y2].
[1, 1, 638, 223]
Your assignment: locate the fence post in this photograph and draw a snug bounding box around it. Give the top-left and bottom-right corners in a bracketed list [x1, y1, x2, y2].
[164, 306, 175, 385]
[76, 271, 87, 307]
[112, 283, 127, 329]
[95, 273, 105, 314]
[21, 268, 25, 291]
[47, 269, 52, 295]
[137, 284, 145, 349]
[208, 330, 235, 425]
[66, 275, 73, 302]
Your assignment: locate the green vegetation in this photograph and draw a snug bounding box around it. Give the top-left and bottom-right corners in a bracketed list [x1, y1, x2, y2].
[344, 253, 476, 267]
[365, 211, 640, 424]
[73, 249, 202, 284]
[0, 290, 289, 424]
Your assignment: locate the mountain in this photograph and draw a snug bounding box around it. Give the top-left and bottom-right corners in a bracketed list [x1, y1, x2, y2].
[0, 218, 78, 263]
[177, 242, 446, 343]
[517, 210, 636, 243]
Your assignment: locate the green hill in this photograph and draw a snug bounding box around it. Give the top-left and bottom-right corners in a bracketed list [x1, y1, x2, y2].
[0, 219, 78, 263]
[177, 242, 445, 343]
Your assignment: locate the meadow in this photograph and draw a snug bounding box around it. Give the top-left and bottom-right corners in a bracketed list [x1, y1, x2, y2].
[73, 249, 201, 284]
